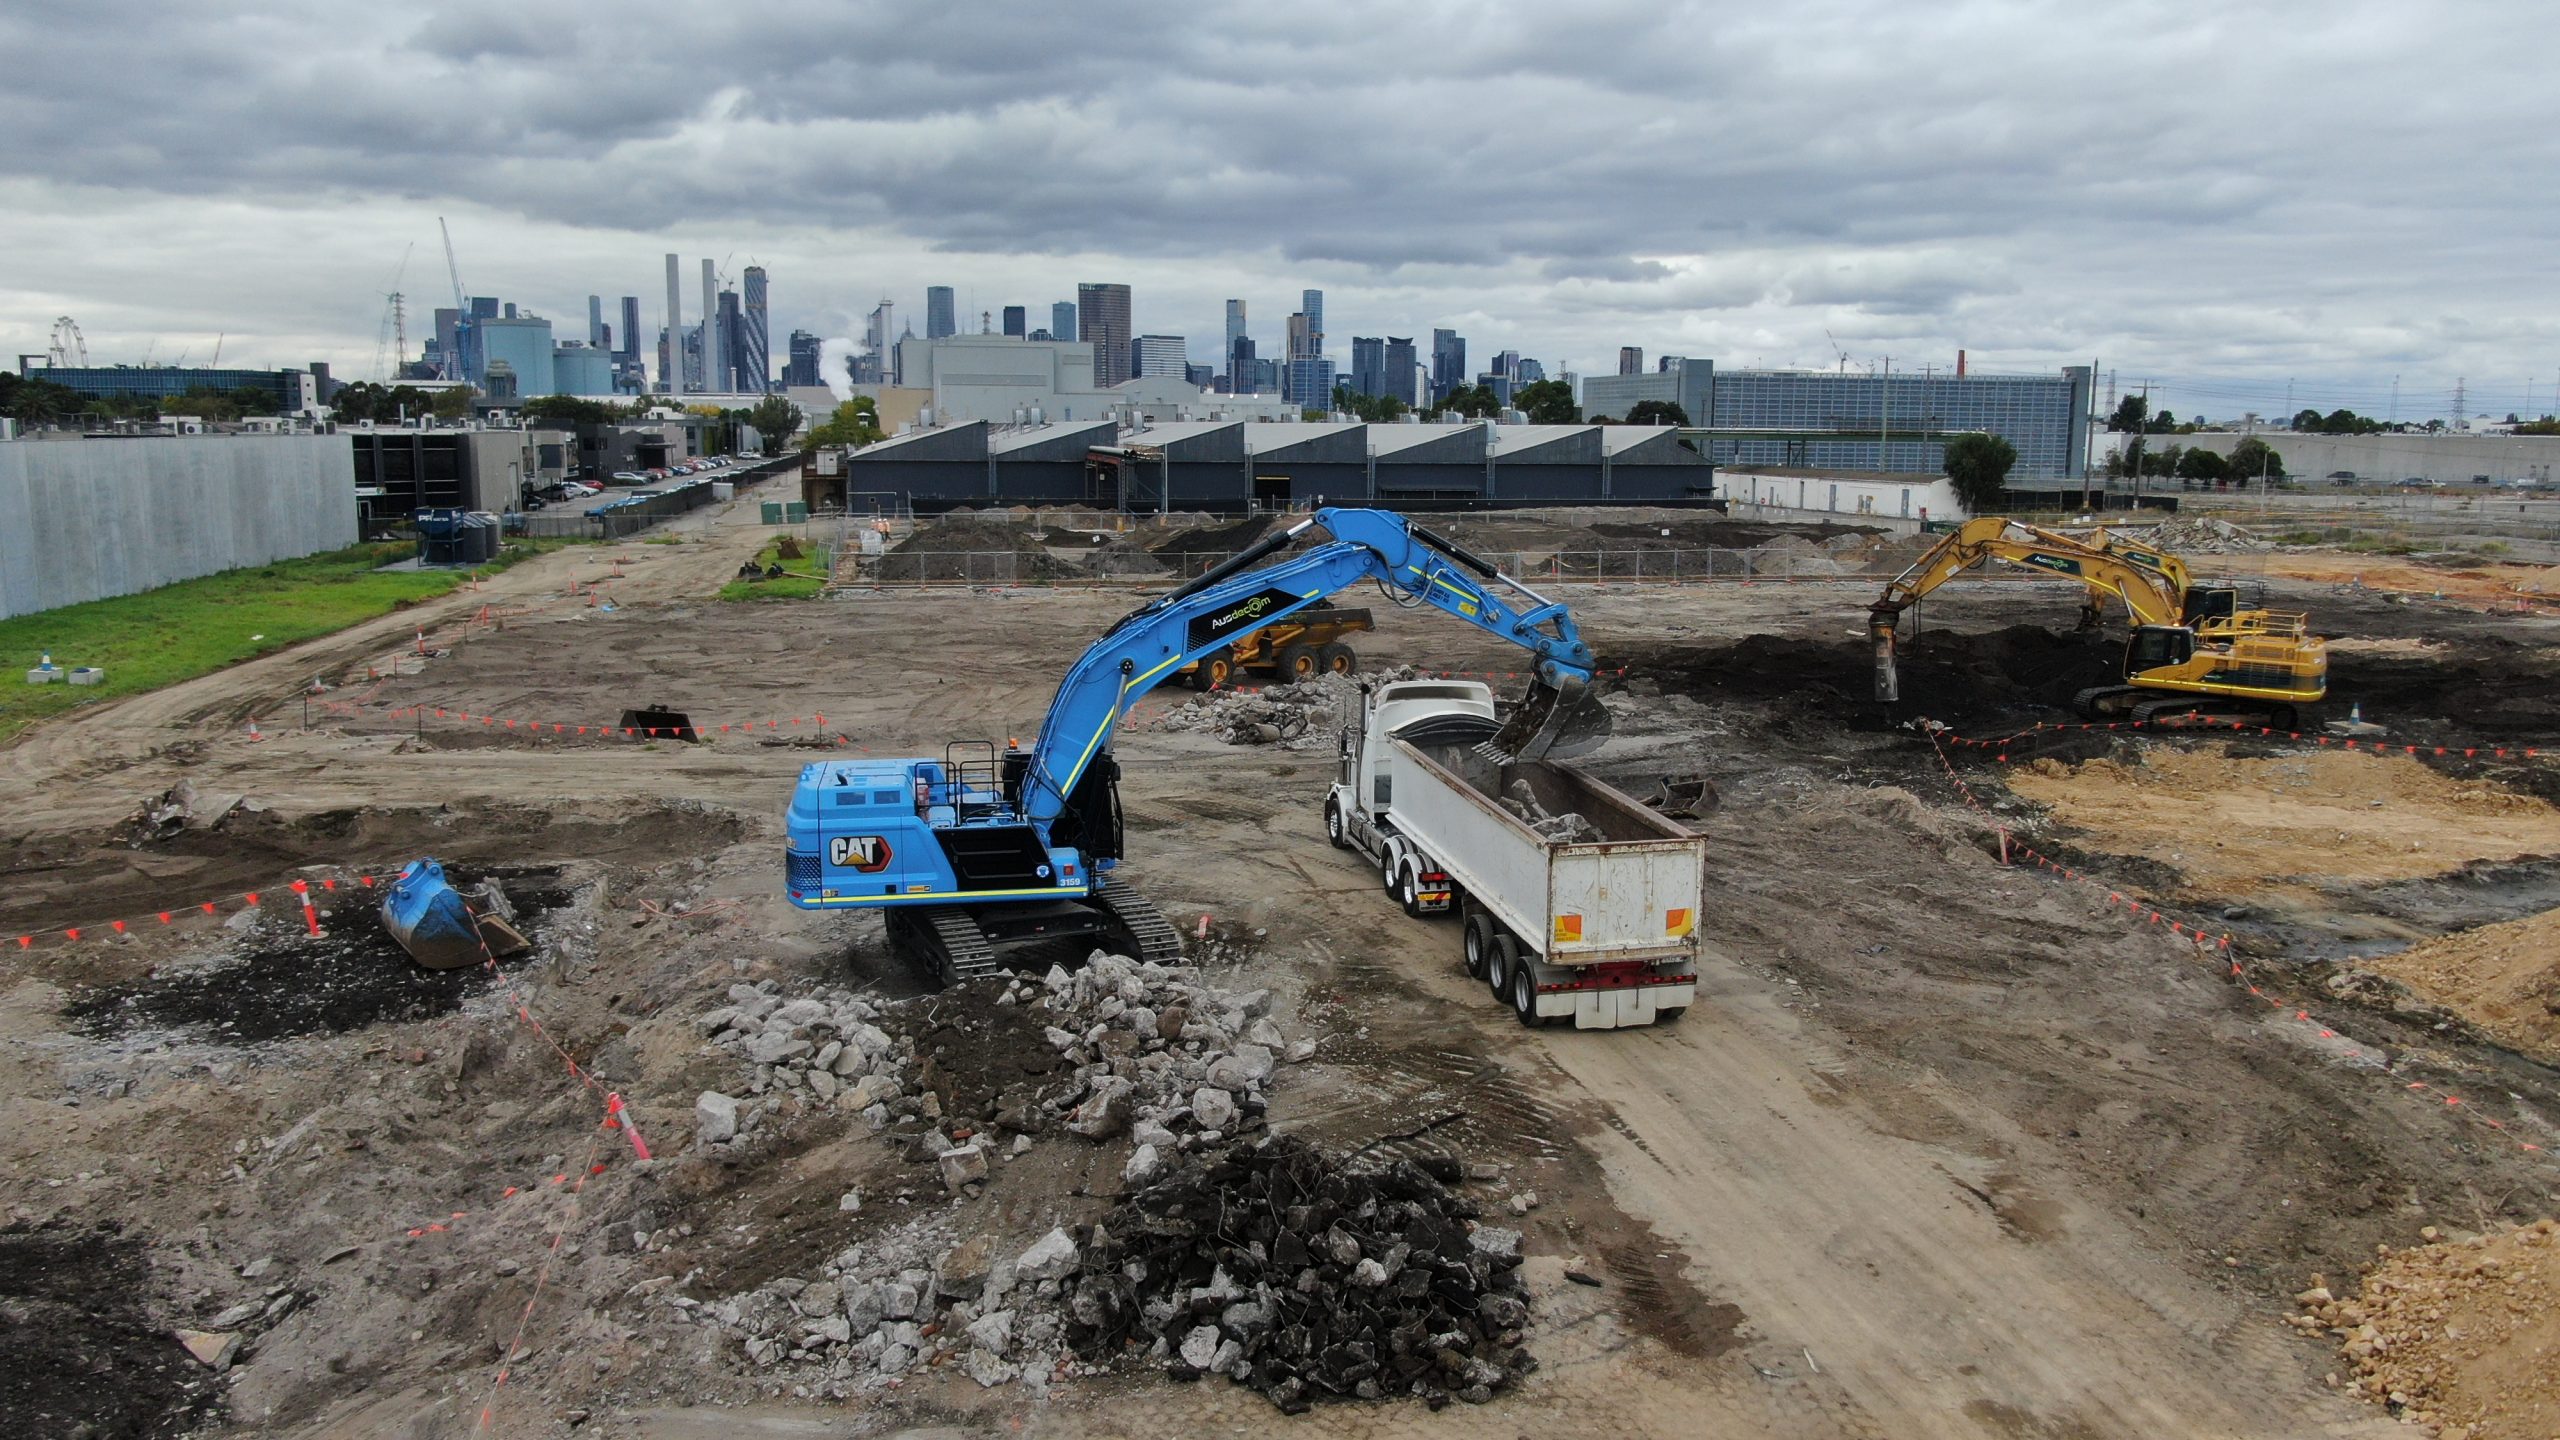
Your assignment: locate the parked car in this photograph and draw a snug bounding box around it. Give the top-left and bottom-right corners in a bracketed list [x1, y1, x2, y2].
[610, 471, 646, 485]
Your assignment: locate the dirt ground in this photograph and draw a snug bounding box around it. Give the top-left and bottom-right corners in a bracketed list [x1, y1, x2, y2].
[5, 498, 2560, 1439]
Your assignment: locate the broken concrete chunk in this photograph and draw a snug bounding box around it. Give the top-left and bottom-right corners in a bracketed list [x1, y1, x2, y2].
[694, 1091, 740, 1145]
[1123, 1143, 1165, 1187]
[1285, 1038, 1319, 1064]
[838, 1074, 899, 1112]
[1016, 1227, 1079, 1283]
[1467, 1225, 1522, 1259]
[1204, 1044, 1273, 1090]
[1179, 1324, 1222, 1369]
[175, 1329, 241, 1370]
[966, 1308, 1014, 1355]
[1065, 1075, 1134, 1140]
[938, 1146, 991, 1193]
[1191, 1086, 1237, 1132]
[937, 1237, 994, 1301]
[964, 1347, 1014, 1387]
[1509, 1190, 1540, 1215]
[1242, 1016, 1287, 1049]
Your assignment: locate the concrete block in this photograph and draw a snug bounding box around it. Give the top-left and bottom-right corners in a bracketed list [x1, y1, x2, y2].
[68, 667, 104, 686]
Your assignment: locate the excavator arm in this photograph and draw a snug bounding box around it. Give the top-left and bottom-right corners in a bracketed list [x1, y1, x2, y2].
[1016, 507, 1604, 827]
[1866, 517, 2189, 701]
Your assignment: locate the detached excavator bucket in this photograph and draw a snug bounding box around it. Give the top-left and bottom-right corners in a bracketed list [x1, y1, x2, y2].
[1493, 675, 1614, 761]
[618, 703, 701, 741]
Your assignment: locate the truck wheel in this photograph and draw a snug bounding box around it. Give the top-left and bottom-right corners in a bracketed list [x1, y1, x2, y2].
[1381, 848, 1401, 896]
[1197, 647, 1235, 690]
[1398, 864, 1426, 919]
[1318, 642, 1358, 675]
[1486, 935, 1517, 999]
[1462, 914, 1491, 978]
[1323, 796, 1352, 850]
[1510, 967, 1541, 1027]
[1275, 642, 1319, 682]
[1654, 1005, 1687, 1024]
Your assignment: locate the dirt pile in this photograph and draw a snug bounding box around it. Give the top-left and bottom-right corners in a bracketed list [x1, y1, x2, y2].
[2005, 749, 2560, 896]
[883, 519, 1083, 581]
[1151, 516, 1272, 568]
[2355, 908, 2560, 1062]
[2322, 636, 2560, 743]
[0, 1222, 226, 1438]
[1063, 1135, 1533, 1412]
[2133, 516, 2269, 553]
[2305, 1218, 2560, 1438]
[1633, 625, 2119, 726]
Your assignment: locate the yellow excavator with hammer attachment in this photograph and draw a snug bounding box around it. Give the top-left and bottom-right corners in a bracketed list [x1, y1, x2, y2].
[1868, 516, 2327, 727]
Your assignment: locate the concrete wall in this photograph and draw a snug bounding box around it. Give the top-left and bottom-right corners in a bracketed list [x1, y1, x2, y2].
[2163, 431, 2560, 485]
[1720, 469, 1962, 523]
[0, 434, 358, 619]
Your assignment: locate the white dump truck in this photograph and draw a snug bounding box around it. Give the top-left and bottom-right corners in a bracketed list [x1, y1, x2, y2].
[1322, 679, 1704, 1029]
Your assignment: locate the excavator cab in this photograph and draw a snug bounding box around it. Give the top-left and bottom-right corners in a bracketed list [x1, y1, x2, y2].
[2125, 625, 2196, 675]
[2180, 586, 2238, 628]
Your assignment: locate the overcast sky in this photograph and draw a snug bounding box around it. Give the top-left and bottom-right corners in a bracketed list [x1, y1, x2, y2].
[5, 0, 2555, 423]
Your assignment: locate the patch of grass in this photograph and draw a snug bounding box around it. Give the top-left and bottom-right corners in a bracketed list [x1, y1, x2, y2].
[717, 534, 829, 602]
[0, 543, 469, 744]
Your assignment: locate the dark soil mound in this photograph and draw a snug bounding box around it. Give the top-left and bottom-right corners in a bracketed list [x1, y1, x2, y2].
[1631, 624, 2120, 728]
[885, 520, 1082, 581]
[0, 1223, 223, 1438]
[894, 984, 1078, 1126]
[1592, 519, 1882, 548]
[1150, 516, 1273, 569]
[2324, 636, 2560, 739]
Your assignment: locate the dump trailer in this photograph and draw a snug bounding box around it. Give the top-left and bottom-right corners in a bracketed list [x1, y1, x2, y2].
[1324, 680, 1703, 1029]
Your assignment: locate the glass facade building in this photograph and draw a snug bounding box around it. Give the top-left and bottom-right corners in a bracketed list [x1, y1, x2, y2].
[1705, 366, 2091, 477]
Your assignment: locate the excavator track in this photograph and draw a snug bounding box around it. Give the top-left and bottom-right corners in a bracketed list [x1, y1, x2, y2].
[887, 905, 1002, 989]
[1094, 875, 1186, 965]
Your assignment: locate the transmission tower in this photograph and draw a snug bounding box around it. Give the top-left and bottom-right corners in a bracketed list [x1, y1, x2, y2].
[2451, 377, 2467, 430]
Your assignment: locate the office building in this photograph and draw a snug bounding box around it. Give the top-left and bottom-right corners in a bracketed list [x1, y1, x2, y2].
[1619, 347, 1643, 376]
[551, 342, 614, 396]
[23, 363, 323, 414]
[1133, 334, 1188, 379]
[1300, 289, 1324, 354]
[1228, 336, 1257, 393]
[1224, 300, 1246, 368]
[925, 286, 957, 340]
[1001, 305, 1027, 338]
[1349, 337, 1385, 398]
[619, 297, 641, 361]
[1253, 357, 1281, 393]
[1578, 360, 2092, 478]
[891, 333, 1101, 423]
[1284, 356, 1336, 412]
[432, 307, 463, 380]
[784, 330, 821, 388]
[476, 314, 555, 400]
[740, 266, 770, 393]
[1518, 358, 1546, 385]
[714, 289, 745, 391]
[1286, 311, 1313, 360]
[1431, 329, 1465, 401]
[1077, 283, 1132, 387]
[1051, 301, 1076, 342]
[587, 296, 605, 347]
[1382, 336, 1417, 405]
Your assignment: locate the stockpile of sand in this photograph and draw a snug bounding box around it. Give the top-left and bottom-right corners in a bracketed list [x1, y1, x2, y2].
[2358, 909, 2560, 1062]
[2303, 1219, 2560, 1438]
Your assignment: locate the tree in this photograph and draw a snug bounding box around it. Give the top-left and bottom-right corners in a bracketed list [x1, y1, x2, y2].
[1941, 432, 2018, 514]
[804, 397, 883, 450]
[1513, 378, 1579, 425]
[2228, 436, 2286, 481]
[1331, 385, 1411, 425]
[744, 393, 802, 452]
[520, 394, 624, 426]
[2107, 394, 2150, 478]
[1623, 400, 1690, 427]
[2175, 446, 2229, 484]
[430, 385, 475, 422]
[2138, 443, 2182, 479]
[1435, 383, 1501, 419]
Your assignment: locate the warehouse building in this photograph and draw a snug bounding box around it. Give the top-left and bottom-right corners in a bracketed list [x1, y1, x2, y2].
[1583, 359, 2093, 479]
[840, 419, 1715, 512]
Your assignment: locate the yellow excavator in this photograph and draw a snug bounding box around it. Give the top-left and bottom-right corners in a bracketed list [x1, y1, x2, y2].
[1868, 516, 2327, 727]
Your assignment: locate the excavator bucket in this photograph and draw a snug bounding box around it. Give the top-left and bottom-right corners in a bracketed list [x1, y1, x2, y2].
[1493, 675, 1614, 761]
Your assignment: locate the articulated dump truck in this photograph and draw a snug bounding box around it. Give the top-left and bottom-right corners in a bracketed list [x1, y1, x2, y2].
[1324, 679, 1706, 1030]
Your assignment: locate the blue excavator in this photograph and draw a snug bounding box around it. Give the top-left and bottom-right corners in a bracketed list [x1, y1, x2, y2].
[783, 506, 1611, 985]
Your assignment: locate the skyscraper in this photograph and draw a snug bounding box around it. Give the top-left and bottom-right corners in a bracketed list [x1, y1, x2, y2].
[619, 297, 640, 361]
[1132, 335, 1187, 379]
[740, 266, 770, 393]
[1001, 305, 1026, 338]
[1431, 329, 1465, 400]
[1051, 301, 1076, 342]
[701, 260, 719, 392]
[1224, 299, 1246, 367]
[925, 286, 957, 340]
[1078, 283, 1132, 386]
[587, 295, 605, 347]
[1619, 347, 1643, 376]
[662, 254, 683, 392]
[1350, 337, 1385, 398]
[1286, 312, 1312, 360]
[1383, 336, 1417, 405]
[784, 330, 821, 388]
[862, 301, 893, 384]
[1300, 289, 1324, 355]
[1228, 336, 1257, 393]
[715, 288, 745, 391]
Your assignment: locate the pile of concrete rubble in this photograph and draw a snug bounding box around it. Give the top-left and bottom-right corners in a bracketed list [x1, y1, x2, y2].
[2132, 515, 2268, 554]
[1063, 1136, 1535, 1411]
[681, 953, 1342, 1393]
[1500, 779, 1593, 843]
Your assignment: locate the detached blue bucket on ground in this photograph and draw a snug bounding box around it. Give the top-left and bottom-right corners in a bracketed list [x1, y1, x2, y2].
[380, 858, 488, 970]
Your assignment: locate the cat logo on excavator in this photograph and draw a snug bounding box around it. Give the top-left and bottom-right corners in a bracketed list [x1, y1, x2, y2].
[827, 835, 895, 872]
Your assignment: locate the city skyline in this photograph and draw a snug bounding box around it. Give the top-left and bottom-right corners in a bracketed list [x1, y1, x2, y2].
[4, 3, 2556, 424]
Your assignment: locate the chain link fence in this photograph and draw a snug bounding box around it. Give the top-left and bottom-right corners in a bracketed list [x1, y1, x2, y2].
[839, 546, 2072, 589]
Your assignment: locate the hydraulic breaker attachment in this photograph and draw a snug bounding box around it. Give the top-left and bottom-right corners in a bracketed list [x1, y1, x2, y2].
[1868, 607, 1901, 703]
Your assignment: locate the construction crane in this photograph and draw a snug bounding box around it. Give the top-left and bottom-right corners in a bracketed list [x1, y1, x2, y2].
[47, 317, 88, 368]
[438, 218, 471, 381]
